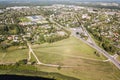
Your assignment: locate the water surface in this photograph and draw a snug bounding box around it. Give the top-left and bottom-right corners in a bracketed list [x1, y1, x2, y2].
[0, 75, 54, 80]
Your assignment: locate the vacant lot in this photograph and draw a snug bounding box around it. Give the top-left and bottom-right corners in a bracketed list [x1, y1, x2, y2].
[117, 56, 120, 62]
[0, 37, 120, 80]
[32, 36, 105, 64]
[31, 36, 120, 80]
[19, 17, 30, 22]
[0, 46, 28, 63]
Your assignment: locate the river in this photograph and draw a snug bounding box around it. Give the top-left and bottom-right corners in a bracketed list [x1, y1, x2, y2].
[0, 75, 54, 80]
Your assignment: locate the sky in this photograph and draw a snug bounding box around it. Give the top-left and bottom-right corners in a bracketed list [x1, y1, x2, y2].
[0, 0, 120, 1]
[0, 0, 120, 3]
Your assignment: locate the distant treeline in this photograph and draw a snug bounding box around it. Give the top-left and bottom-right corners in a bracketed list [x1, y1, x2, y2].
[77, 4, 120, 10]
[0, 1, 72, 8]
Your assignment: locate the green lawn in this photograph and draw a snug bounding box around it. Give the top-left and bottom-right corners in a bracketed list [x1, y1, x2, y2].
[36, 61, 120, 80]
[0, 37, 120, 80]
[30, 36, 120, 80]
[32, 36, 105, 64]
[117, 56, 120, 62]
[19, 17, 31, 22]
[0, 46, 28, 63]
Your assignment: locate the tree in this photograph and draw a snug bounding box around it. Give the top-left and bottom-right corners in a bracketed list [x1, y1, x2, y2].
[57, 65, 62, 70]
[76, 32, 79, 35]
[0, 43, 8, 52]
[117, 51, 120, 55]
[94, 51, 100, 57]
[16, 59, 28, 66]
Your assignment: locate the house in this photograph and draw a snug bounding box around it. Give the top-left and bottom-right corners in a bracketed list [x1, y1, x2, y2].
[12, 35, 19, 42]
[7, 36, 13, 40]
[57, 31, 65, 36]
[82, 14, 91, 19]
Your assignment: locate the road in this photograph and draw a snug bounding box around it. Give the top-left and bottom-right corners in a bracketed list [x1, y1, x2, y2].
[50, 18, 120, 70]
[72, 29, 120, 69]
[80, 24, 120, 69]
[27, 42, 43, 64]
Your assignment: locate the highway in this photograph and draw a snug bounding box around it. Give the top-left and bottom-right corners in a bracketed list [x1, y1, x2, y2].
[50, 18, 120, 70]
[72, 29, 120, 70]
[79, 24, 120, 69]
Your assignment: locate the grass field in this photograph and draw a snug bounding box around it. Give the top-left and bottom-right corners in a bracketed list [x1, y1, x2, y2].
[117, 56, 120, 62]
[0, 46, 28, 63]
[32, 36, 105, 64]
[31, 36, 120, 80]
[19, 17, 31, 22]
[36, 62, 120, 80]
[0, 36, 120, 80]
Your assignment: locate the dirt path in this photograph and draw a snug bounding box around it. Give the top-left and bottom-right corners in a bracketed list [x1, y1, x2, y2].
[27, 42, 76, 68]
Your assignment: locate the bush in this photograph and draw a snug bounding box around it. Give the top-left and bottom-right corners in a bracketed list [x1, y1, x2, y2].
[16, 59, 28, 66]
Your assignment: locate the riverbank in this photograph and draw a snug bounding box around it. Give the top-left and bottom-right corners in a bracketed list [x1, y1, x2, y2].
[0, 64, 80, 80]
[0, 75, 54, 80]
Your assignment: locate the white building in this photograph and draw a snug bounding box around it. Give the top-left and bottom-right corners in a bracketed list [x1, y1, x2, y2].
[6, 6, 29, 10]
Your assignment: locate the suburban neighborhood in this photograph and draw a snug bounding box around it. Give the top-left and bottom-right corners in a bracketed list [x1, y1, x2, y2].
[0, 2, 120, 80]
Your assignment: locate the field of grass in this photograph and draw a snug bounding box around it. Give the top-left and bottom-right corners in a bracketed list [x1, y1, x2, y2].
[19, 17, 31, 22]
[32, 36, 105, 64]
[0, 46, 28, 63]
[0, 36, 120, 80]
[36, 61, 120, 80]
[117, 56, 120, 62]
[30, 36, 120, 80]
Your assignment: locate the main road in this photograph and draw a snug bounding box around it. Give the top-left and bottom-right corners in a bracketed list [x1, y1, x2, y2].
[72, 29, 120, 70]
[50, 18, 120, 70]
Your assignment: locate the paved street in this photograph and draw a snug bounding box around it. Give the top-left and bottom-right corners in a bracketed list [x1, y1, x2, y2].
[50, 18, 120, 70]
[72, 26, 120, 70]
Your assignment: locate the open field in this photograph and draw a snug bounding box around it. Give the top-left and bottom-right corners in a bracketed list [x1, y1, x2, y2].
[32, 36, 105, 64]
[36, 61, 120, 80]
[31, 36, 120, 80]
[0, 46, 28, 63]
[0, 37, 120, 80]
[19, 17, 30, 22]
[117, 56, 120, 62]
